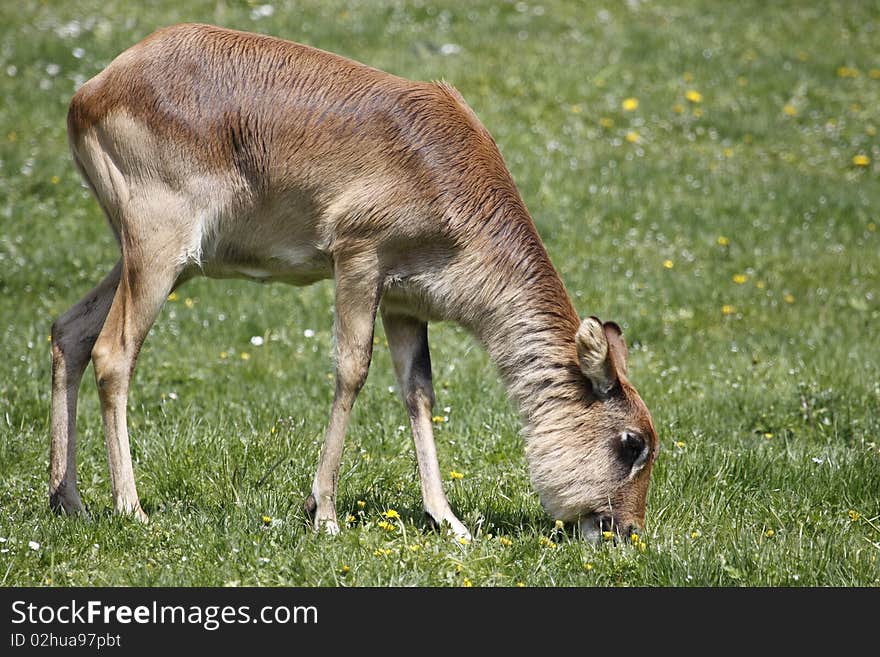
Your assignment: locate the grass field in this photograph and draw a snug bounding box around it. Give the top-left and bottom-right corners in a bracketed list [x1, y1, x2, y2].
[1, 0, 878, 587]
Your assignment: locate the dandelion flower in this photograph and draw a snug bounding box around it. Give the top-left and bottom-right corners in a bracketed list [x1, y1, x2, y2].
[499, 536, 513, 547]
[783, 104, 798, 116]
[630, 533, 640, 545]
[570, 104, 582, 114]
[717, 235, 729, 246]
[599, 117, 614, 128]
[663, 259, 674, 269]
[869, 69, 880, 79]
[764, 432, 774, 439]
[462, 578, 473, 587]
[601, 531, 614, 541]
[852, 154, 870, 167]
[674, 440, 687, 448]
[346, 514, 356, 523]
[723, 148, 734, 158]
[457, 536, 469, 545]
[449, 470, 464, 480]
[340, 565, 350, 574]
[733, 274, 748, 284]
[167, 292, 179, 302]
[584, 563, 594, 571]
[783, 294, 795, 304]
[377, 520, 396, 532]
[357, 500, 366, 509]
[722, 305, 736, 316]
[432, 415, 445, 423]
[261, 515, 272, 525]
[184, 298, 194, 308]
[848, 510, 861, 522]
[516, 582, 525, 587]
[51, 175, 60, 185]
[837, 66, 859, 78]
[691, 530, 701, 539]
[672, 103, 684, 114]
[625, 131, 640, 144]
[685, 89, 703, 103]
[539, 536, 557, 548]
[383, 509, 400, 519]
[765, 529, 775, 538]
[622, 97, 639, 111]
[555, 520, 565, 530]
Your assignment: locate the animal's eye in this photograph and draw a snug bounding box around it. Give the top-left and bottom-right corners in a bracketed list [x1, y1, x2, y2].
[618, 431, 647, 467]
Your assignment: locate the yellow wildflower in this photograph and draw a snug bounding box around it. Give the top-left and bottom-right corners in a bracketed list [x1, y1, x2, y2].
[432, 415, 445, 423]
[261, 515, 271, 525]
[449, 470, 464, 480]
[672, 103, 684, 114]
[409, 544, 421, 552]
[601, 531, 614, 541]
[852, 154, 870, 167]
[184, 297, 194, 308]
[663, 259, 674, 269]
[756, 280, 766, 289]
[555, 520, 565, 530]
[240, 352, 250, 360]
[674, 440, 686, 448]
[599, 117, 614, 128]
[691, 530, 701, 539]
[219, 351, 228, 359]
[622, 97, 639, 111]
[783, 293, 795, 304]
[51, 175, 60, 185]
[499, 536, 513, 547]
[717, 235, 729, 246]
[783, 104, 798, 116]
[721, 305, 736, 316]
[457, 536, 469, 545]
[764, 432, 774, 439]
[685, 89, 703, 103]
[340, 565, 350, 574]
[377, 520, 396, 532]
[848, 510, 861, 522]
[693, 108, 703, 118]
[346, 514, 356, 523]
[837, 66, 859, 78]
[869, 69, 880, 79]
[765, 529, 775, 538]
[584, 563, 594, 571]
[539, 536, 557, 548]
[625, 131, 640, 143]
[630, 533, 640, 545]
[570, 104, 582, 114]
[167, 292, 179, 302]
[462, 578, 473, 587]
[733, 274, 748, 284]
[357, 500, 366, 509]
[723, 147, 734, 158]
[382, 509, 400, 519]
[516, 582, 525, 587]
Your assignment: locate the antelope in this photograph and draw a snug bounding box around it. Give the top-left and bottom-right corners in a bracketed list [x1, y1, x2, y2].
[50, 23, 658, 541]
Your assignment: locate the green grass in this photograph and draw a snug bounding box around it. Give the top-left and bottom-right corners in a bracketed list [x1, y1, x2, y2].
[1, 0, 878, 586]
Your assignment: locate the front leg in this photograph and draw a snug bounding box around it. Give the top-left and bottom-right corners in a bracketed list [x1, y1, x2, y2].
[381, 308, 471, 540]
[307, 254, 381, 534]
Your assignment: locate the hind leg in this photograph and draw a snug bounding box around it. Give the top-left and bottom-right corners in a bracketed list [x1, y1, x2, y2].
[91, 249, 181, 521]
[50, 260, 122, 515]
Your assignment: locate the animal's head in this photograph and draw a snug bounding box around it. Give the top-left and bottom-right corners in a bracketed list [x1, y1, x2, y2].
[524, 316, 658, 541]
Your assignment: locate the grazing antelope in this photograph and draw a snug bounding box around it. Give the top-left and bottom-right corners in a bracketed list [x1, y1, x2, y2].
[50, 23, 658, 541]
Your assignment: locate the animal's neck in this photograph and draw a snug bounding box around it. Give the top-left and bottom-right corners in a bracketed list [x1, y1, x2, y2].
[461, 216, 584, 427]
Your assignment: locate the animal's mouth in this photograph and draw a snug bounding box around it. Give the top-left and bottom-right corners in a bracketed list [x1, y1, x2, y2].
[578, 512, 642, 543]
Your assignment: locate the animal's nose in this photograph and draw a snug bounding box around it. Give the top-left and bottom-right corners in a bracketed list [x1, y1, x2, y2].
[578, 514, 643, 543]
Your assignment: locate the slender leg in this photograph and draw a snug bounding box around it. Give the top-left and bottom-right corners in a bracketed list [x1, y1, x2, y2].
[305, 254, 381, 534]
[49, 260, 123, 515]
[381, 309, 470, 539]
[91, 244, 181, 521]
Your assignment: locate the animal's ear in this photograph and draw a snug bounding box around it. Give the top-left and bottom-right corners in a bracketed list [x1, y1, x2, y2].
[602, 320, 628, 378]
[576, 316, 617, 396]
